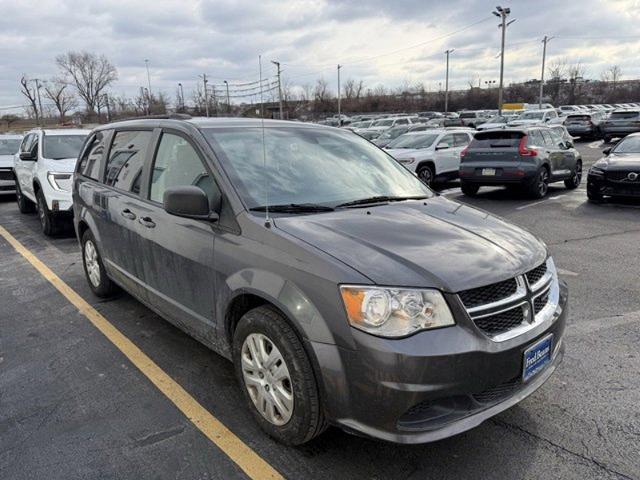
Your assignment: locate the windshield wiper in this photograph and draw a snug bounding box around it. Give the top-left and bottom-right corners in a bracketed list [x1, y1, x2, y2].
[250, 203, 335, 213]
[335, 195, 429, 208]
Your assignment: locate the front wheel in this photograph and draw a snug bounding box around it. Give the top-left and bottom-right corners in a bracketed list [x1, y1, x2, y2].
[36, 189, 57, 236]
[529, 167, 550, 199]
[233, 306, 326, 445]
[564, 160, 582, 189]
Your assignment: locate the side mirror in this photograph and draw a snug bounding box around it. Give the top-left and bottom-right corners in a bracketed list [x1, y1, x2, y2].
[19, 151, 37, 161]
[566, 140, 574, 148]
[602, 147, 611, 156]
[163, 186, 219, 222]
[436, 142, 450, 150]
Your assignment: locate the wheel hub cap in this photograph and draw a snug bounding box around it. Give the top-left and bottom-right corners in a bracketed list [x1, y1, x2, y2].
[84, 240, 101, 288]
[241, 333, 294, 426]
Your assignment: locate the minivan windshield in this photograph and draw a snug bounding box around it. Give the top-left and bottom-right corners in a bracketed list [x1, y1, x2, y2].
[387, 133, 439, 149]
[203, 127, 433, 209]
[43, 135, 87, 160]
[0, 139, 21, 155]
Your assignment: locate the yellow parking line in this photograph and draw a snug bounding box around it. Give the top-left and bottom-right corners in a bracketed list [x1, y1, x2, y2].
[0, 225, 283, 480]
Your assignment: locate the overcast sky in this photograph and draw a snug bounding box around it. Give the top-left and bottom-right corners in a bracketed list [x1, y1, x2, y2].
[2, 0, 640, 112]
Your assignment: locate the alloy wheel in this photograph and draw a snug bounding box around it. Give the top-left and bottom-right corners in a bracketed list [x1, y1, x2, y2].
[241, 333, 294, 426]
[418, 167, 433, 186]
[538, 169, 549, 196]
[574, 162, 582, 185]
[37, 196, 46, 227]
[84, 240, 101, 288]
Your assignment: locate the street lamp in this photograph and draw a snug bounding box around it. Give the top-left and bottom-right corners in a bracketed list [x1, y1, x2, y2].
[444, 49, 454, 113]
[178, 83, 184, 111]
[223, 80, 230, 114]
[144, 59, 152, 95]
[492, 6, 515, 115]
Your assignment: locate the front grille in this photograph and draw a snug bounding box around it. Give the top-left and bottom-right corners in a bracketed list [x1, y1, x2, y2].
[458, 278, 518, 309]
[0, 169, 13, 181]
[472, 376, 521, 404]
[534, 290, 550, 314]
[606, 170, 640, 182]
[526, 263, 547, 286]
[473, 306, 525, 336]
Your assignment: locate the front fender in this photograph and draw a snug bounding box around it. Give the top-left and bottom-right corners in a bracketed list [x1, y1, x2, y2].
[223, 269, 336, 346]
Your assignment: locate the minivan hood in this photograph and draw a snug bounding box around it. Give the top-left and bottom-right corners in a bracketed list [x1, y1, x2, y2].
[274, 196, 547, 292]
[42, 157, 77, 172]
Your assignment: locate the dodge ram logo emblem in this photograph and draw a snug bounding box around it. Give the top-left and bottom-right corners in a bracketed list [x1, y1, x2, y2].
[628, 172, 638, 181]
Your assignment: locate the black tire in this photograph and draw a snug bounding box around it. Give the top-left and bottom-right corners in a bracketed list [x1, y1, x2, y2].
[36, 189, 57, 236]
[81, 229, 118, 297]
[587, 188, 604, 204]
[564, 160, 582, 189]
[460, 182, 480, 196]
[233, 305, 326, 445]
[529, 167, 550, 199]
[15, 176, 36, 213]
[603, 135, 612, 143]
[417, 164, 434, 187]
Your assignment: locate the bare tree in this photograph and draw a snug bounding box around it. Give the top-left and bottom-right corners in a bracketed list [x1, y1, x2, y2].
[56, 51, 118, 114]
[43, 79, 77, 122]
[19, 75, 39, 123]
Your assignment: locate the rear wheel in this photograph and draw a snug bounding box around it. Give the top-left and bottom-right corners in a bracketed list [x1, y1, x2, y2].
[15, 177, 36, 213]
[233, 305, 326, 445]
[36, 189, 57, 236]
[460, 182, 480, 196]
[603, 135, 612, 143]
[529, 167, 550, 199]
[81, 229, 117, 297]
[417, 165, 434, 187]
[564, 160, 582, 189]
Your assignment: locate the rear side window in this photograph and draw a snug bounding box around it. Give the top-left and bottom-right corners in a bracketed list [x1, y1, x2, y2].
[104, 130, 152, 194]
[540, 129, 556, 148]
[610, 111, 640, 119]
[78, 131, 107, 181]
[150, 133, 218, 207]
[470, 131, 524, 148]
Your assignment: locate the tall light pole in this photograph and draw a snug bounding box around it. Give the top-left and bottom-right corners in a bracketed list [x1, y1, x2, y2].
[178, 83, 184, 111]
[199, 74, 209, 117]
[444, 49, 454, 113]
[337, 64, 342, 126]
[539, 35, 553, 109]
[271, 60, 284, 120]
[223, 80, 231, 114]
[144, 59, 152, 95]
[493, 6, 514, 115]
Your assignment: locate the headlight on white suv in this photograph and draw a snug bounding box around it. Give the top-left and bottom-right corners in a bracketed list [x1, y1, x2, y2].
[47, 172, 73, 192]
[340, 286, 455, 338]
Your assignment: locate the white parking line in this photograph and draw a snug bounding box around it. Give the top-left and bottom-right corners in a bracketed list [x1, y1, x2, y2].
[515, 199, 548, 210]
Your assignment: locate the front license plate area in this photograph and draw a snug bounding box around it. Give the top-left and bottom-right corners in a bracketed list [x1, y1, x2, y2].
[482, 168, 496, 176]
[523, 334, 553, 382]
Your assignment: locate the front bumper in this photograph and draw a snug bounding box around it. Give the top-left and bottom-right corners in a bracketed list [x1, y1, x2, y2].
[588, 172, 640, 197]
[0, 168, 15, 193]
[310, 281, 568, 444]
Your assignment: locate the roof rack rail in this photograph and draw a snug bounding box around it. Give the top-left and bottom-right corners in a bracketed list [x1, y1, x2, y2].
[113, 113, 192, 123]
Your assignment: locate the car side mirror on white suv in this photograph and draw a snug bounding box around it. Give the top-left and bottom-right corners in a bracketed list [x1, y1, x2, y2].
[19, 151, 37, 161]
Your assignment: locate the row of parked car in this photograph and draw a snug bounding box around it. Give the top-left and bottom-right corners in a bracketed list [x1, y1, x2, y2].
[0, 114, 570, 447]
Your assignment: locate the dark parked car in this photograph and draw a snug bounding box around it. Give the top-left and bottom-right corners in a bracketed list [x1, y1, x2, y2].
[459, 127, 582, 198]
[600, 109, 640, 142]
[563, 111, 605, 139]
[73, 116, 567, 445]
[587, 132, 640, 202]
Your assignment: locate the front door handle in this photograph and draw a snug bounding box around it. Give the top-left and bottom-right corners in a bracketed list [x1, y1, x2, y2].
[121, 209, 136, 220]
[139, 216, 156, 228]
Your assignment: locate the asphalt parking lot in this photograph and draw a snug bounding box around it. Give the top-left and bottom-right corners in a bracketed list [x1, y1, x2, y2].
[1, 141, 638, 480]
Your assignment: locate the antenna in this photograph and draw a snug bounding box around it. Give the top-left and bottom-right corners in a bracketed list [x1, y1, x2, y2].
[259, 55, 271, 228]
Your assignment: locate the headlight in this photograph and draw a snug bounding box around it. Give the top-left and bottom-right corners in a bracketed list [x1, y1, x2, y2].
[47, 172, 73, 192]
[398, 158, 416, 164]
[340, 286, 455, 338]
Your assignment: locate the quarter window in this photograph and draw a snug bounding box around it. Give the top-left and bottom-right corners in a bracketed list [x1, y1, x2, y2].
[540, 129, 556, 148]
[150, 133, 218, 206]
[104, 130, 152, 194]
[78, 131, 107, 180]
[453, 133, 471, 147]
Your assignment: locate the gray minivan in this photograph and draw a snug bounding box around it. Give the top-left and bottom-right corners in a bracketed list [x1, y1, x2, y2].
[73, 116, 567, 445]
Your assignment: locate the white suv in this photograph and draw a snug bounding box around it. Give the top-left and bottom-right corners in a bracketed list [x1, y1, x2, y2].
[384, 128, 474, 186]
[14, 128, 90, 235]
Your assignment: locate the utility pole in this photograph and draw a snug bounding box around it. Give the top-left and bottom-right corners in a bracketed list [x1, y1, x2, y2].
[539, 35, 553, 109]
[33, 79, 44, 125]
[144, 59, 152, 95]
[103, 94, 111, 122]
[178, 83, 184, 112]
[143, 87, 150, 115]
[223, 80, 231, 114]
[200, 74, 209, 117]
[444, 49, 454, 113]
[493, 6, 514, 115]
[337, 64, 342, 126]
[271, 60, 283, 120]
